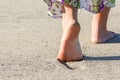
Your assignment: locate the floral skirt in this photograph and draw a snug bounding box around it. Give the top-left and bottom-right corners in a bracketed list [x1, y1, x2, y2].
[44, 0, 115, 18]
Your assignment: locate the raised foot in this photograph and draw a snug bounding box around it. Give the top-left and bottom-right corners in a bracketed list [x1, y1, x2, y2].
[91, 31, 115, 44]
[57, 37, 84, 63]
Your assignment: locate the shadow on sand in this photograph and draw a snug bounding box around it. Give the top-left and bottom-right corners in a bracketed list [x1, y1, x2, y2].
[84, 33, 120, 61]
[59, 33, 120, 70]
[84, 56, 120, 61]
[105, 33, 120, 43]
[63, 56, 120, 70]
[59, 56, 120, 70]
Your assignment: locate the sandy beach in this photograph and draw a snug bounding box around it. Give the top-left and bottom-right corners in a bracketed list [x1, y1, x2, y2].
[0, 0, 120, 80]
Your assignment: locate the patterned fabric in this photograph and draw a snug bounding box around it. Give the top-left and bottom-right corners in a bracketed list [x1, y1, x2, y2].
[44, 0, 115, 18]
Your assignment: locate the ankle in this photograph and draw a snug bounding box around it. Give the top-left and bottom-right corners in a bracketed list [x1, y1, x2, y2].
[63, 22, 80, 40]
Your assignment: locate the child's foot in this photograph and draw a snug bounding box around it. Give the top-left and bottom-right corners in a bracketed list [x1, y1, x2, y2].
[91, 31, 115, 43]
[57, 37, 84, 63]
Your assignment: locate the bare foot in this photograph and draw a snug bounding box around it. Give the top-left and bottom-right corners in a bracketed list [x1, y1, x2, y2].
[91, 31, 115, 43]
[57, 37, 83, 62]
[57, 4, 84, 63]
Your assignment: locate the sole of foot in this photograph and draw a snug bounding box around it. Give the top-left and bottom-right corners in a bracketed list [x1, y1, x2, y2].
[57, 56, 84, 63]
[57, 37, 84, 63]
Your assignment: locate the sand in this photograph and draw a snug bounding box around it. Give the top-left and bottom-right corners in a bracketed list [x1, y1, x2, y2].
[0, 0, 120, 80]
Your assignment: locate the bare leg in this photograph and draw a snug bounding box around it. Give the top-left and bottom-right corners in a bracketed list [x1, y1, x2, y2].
[91, 7, 115, 43]
[57, 4, 83, 62]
